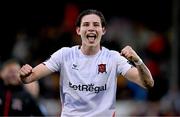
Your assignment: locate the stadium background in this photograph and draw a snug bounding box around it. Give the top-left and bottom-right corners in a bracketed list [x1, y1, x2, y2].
[1, 0, 179, 116]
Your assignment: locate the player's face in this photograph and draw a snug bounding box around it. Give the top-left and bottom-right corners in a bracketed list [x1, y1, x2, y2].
[76, 14, 106, 47]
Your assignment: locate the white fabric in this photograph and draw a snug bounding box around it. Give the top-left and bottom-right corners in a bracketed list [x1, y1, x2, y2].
[44, 45, 132, 117]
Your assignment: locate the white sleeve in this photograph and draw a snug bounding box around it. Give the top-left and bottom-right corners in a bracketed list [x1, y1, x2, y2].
[114, 52, 132, 76]
[43, 48, 63, 72]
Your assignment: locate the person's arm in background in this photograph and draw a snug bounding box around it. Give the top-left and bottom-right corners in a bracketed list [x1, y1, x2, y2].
[24, 81, 40, 99]
[121, 46, 154, 89]
[19, 63, 52, 84]
[24, 90, 46, 116]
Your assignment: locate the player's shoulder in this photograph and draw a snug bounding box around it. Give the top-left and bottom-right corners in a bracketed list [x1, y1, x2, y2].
[55, 45, 78, 53]
[102, 46, 125, 61]
[102, 46, 120, 56]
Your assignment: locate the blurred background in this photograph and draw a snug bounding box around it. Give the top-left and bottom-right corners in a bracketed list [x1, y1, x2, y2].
[0, 0, 179, 116]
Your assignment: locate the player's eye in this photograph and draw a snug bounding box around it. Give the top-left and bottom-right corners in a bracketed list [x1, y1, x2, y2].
[82, 22, 89, 27]
[94, 22, 100, 27]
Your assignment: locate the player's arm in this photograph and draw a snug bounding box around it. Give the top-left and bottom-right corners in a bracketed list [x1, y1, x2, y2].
[121, 46, 154, 89]
[24, 81, 40, 99]
[19, 63, 52, 84]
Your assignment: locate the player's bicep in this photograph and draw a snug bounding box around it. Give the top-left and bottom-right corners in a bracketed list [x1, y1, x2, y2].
[124, 67, 145, 88]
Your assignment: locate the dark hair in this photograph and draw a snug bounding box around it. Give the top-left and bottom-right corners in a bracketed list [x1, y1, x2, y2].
[75, 9, 106, 28]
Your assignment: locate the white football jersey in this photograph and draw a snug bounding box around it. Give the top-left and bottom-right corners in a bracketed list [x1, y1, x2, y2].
[44, 45, 132, 117]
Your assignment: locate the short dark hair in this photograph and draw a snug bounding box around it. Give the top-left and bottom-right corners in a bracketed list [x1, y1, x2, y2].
[75, 9, 106, 28]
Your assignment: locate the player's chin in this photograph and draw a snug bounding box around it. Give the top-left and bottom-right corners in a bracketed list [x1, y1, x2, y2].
[84, 40, 99, 46]
[87, 42, 99, 46]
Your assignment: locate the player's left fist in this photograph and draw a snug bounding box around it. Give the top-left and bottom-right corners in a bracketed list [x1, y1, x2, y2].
[120, 46, 141, 63]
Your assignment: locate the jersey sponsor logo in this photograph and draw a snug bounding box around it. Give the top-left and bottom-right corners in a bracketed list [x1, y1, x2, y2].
[69, 82, 107, 93]
[98, 64, 107, 74]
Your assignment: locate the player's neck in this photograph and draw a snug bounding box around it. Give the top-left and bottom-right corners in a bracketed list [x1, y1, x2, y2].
[80, 45, 101, 55]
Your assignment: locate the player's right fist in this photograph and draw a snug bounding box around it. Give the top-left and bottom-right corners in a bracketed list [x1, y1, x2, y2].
[19, 64, 32, 81]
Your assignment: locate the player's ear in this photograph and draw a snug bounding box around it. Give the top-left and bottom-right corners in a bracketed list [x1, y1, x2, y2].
[76, 27, 80, 35]
[102, 27, 106, 35]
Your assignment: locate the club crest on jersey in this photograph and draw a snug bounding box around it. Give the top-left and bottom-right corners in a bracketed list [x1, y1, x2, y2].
[98, 64, 107, 74]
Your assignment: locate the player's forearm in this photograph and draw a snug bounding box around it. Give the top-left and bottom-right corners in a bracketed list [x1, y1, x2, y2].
[20, 71, 39, 84]
[20, 63, 52, 84]
[136, 63, 154, 89]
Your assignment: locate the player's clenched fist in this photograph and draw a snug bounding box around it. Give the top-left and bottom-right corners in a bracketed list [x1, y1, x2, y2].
[19, 64, 32, 81]
[120, 46, 141, 63]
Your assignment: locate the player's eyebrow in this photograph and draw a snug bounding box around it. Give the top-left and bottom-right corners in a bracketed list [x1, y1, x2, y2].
[82, 22, 100, 25]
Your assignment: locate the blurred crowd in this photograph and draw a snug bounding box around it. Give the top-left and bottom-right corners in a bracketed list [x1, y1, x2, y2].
[0, 2, 179, 116]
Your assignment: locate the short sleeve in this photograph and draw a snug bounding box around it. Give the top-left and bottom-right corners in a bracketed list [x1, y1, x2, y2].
[113, 51, 132, 76]
[43, 48, 63, 72]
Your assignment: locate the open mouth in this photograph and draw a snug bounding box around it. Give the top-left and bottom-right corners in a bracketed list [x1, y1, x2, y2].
[86, 33, 97, 42]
